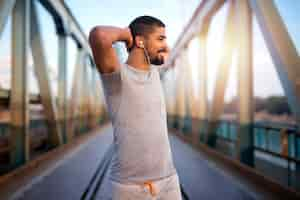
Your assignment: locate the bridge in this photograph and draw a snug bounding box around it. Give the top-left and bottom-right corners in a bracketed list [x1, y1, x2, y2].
[0, 0, 299, 199]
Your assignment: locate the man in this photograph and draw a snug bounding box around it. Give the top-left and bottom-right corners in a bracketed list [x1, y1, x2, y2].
[89, 15, 181, 200]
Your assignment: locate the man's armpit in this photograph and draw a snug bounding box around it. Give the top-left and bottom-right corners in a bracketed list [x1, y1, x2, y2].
[101, 69, 122, 96]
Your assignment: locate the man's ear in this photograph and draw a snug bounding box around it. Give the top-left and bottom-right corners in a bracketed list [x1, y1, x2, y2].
[135, 35, 145, 48]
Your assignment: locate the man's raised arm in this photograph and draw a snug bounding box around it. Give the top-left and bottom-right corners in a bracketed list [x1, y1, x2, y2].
[88, 26, 132, 74]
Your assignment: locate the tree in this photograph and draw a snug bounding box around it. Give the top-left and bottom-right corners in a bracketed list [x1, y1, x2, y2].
[265, 96, 291, 115]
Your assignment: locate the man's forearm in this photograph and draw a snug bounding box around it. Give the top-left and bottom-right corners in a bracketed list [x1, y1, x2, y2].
[89, 26, 132, 47]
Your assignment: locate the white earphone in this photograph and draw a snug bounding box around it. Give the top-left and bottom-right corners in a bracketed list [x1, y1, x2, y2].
[138, 40, 150, 65]
[139, 41, 144, 48]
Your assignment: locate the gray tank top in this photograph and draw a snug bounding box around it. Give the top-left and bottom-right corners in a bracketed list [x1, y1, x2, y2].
[101, 63, 177, 184]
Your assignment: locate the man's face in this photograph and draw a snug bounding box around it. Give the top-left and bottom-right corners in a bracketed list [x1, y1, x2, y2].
[144, 27, 169, 65]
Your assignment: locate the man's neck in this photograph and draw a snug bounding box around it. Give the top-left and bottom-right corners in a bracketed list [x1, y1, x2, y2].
[126, 49, 151, 71]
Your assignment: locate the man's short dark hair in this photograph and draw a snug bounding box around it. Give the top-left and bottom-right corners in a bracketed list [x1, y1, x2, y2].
[128, 16, 165, 51]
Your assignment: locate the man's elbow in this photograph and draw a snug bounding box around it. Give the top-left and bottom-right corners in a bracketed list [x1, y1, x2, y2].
[88, 27, 111, 48]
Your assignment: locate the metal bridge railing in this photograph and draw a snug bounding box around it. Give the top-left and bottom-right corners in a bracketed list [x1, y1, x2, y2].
[162, 0, 300, 192]
[0, 0, 108, 174]
[216, 120, 300, 188]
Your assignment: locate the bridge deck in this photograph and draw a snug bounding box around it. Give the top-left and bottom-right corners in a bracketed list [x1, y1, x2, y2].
[1, 124, 297, 199]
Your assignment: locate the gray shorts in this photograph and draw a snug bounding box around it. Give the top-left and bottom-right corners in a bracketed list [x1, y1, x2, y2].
[111, 173, 182, 200]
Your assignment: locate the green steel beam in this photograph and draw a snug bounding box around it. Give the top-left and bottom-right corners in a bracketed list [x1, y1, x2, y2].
[30, 1, 63, 148]
[198, 33, 208, 142]
[57, 33, 68, 144]
[10, 0, 30, 168]
[38, 0, 92, 56]
[68, 49, 85, 139]
[206, 0, 236, 147]
[236, 0, 254, 166]
[175, 53, 187, 131]
[182, 48, 193, 134]
[165, 0, 225, 69]
[0, 0, 16, 37]
[79, 57, 88, 133]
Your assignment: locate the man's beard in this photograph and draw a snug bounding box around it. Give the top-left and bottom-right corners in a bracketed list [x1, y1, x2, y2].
[149, 49, 166, 65]
[150, 56, 164, 65]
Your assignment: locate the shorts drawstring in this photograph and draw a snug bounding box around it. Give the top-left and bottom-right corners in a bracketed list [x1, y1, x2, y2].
[142, 181, 157, 196]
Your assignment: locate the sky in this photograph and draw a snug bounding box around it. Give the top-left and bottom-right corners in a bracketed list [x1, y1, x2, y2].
[0, 0, 299, 102]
